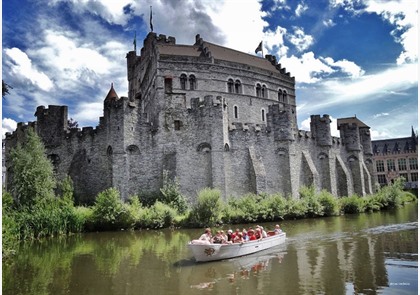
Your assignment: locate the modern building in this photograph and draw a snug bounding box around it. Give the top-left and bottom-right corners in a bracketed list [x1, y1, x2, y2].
[372, 127, 418, 189]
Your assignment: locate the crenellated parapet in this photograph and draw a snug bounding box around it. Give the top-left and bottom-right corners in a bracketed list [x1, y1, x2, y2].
[359, 127, 373, 156]
[265, 54, 291, 77]
[310, 114, 332, 147]
[267, 104, 294, 141]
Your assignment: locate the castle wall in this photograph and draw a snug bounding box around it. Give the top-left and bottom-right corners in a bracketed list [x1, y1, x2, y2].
[5, 32, 375, 204]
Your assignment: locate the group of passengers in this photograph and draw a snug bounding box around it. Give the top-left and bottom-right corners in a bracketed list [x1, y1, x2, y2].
[198, 224, 283, 245]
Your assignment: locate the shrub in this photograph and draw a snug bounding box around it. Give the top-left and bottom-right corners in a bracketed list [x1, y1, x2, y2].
[9, 128, 56, 207]
[299, 186, 323, 217]
[318, 190, 340, 216]
[189, 188, 223, 227]
[285, 197, 307, 219]
[160, 170, 188, 214]
[139, 201, 176, 229]
[92, 188, 130, 230]
[340, 195, 365, 214]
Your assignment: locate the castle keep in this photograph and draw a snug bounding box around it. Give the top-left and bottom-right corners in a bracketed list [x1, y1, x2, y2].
[5, 33, 374, 203]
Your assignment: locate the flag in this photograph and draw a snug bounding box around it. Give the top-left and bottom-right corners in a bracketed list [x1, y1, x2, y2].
[133, 31, 137, 51]
[150, 6, 154, 32]
[255, 41, 262, 54]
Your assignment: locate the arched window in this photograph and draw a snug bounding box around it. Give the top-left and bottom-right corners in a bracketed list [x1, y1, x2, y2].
[283, 90, 287, 103]
[227, 79, 234, 93]
[180, 74, 187, 90]
[234, 105, 238, 119]
[189, 74, 196, 90]
[256, 83, 262, 97]
[261, 109, 265, 122]
[261, 85, 267, 98]
[234, 80, 242, 94]
[278, 89, 282, 101]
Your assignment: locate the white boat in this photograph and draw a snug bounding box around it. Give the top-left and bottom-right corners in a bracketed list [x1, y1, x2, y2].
[188, 232, 286, 262]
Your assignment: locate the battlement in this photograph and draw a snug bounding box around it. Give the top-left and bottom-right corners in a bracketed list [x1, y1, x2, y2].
[229, 122, 267, 133]
[265, 54, 291, 76]
[190, 95, 223, 109]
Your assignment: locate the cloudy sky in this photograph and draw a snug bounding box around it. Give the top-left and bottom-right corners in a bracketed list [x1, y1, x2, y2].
[2, 0, 418, 139]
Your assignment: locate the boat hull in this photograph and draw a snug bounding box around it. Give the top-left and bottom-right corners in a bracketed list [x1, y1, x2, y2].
[188, 232, 286, 262]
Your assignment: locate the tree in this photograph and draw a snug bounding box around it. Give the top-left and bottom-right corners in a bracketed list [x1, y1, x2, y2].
[68, 118, 79, 129]
[2, 80, 12, 98]
[9, 128, 56, 207]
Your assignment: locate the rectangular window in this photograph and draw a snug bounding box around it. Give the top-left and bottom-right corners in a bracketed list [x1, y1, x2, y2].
[387, 159, 395, 171]
[376, 160, 384, 172]
[398, 158, 407, 171]
[377, 174, 387, 185]
[399, 173, 408, 181]
[410, 173, 418, 182]
[164, 78, 172, 93]
[409, 158, 418, 170]
[174, 120, 181, 131]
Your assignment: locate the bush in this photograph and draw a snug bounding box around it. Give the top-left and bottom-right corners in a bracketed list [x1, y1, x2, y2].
[285, 197, 308, 219]
[160, 170, 188, 214]
[300, 186, 323, 217]
[9, 128, 56, 207]
[340, 195, 365, 214]
[139, 201, 176, 229]
[189, 188, 222, 227]
[318, 190, 340, 216]
[92, 188, 130, 230]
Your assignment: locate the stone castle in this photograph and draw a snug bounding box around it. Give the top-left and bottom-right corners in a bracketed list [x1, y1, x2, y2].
[5, 32, 374, 204]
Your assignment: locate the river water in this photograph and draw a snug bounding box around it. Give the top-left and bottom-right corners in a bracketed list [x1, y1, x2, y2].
[3, 203, 418, 295]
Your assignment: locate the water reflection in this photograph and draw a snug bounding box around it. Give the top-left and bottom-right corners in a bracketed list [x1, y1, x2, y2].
[2, 204, 418, 295]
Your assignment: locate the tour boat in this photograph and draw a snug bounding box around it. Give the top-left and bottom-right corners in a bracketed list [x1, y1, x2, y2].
[188, 232, 286, 262]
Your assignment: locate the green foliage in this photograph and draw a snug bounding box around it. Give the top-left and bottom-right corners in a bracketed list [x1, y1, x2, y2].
[285, 197, 307, 219]
[9, 128, 56, 207]
[92, 188, 130, 231]
[57, 175, 74, 205]
[340, 195, 365, 214]
[299, 186, 323, 217]
[139, 201, 176, 229]
[318, 190, 340, 216]
[160, 170, 188, 214]
[189, 188, 222, 227]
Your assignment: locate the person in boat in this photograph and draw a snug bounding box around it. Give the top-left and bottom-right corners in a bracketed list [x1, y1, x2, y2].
[242, 228, 249, 241]
[233, 232, 244, 243]
[220, 230, 231, 244]
[248, 229, 257, 241]
[212, 231, 227, 244]
[227, 229, 233, 242]
[274, 224, 283, 234]
[198, 228, 212, 242]
[258, 226, 268, 238]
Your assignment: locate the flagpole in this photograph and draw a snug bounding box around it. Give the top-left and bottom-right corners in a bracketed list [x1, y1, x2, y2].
[261, 42, 264, 58]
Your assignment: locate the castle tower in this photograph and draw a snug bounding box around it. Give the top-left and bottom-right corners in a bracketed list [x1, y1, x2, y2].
[35, 105, 68, 147]
[267, 104, 294, 141]
[310, 115, 332, 146]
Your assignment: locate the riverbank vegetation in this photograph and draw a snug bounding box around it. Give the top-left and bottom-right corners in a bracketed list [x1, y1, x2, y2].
[3, 130, 417, 259]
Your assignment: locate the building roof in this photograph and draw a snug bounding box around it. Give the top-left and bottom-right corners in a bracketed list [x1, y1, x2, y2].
[337, 116, 370, 129]
[105, 83, 119, 100]
[157, 38, 286, 74]
[371, 128, 418, 154]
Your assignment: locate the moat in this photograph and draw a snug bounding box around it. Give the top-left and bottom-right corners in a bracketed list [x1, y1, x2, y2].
[3, 203, 417, 295]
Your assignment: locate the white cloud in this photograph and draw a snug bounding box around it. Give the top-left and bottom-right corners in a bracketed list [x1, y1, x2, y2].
[287, 26, 314, 52]
[280, 52, 334, 83]
[2, 118, 18, 138]
[4, 48, 54, 92]
[330, 0, 418, 64]
[295, 2, 309, 17]
[323, 57, 365, 78]
[323, 19, 336, 27]
[373, 112, 390, 118]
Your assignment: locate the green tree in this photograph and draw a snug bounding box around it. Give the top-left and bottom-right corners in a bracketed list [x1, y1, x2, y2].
[9, 128, 56, 207]
[2, 80, 12, 98]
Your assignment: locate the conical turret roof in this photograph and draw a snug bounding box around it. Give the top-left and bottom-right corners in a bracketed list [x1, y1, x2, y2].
[105, 83, 119, 100]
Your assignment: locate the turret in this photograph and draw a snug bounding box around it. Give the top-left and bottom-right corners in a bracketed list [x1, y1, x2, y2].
[267, 104, 294, 141]
[310, 114, 332, 147]
[35, 105, 68, 147]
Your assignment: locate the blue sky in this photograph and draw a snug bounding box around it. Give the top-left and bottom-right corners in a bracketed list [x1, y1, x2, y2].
[2, 0, 418, 139]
